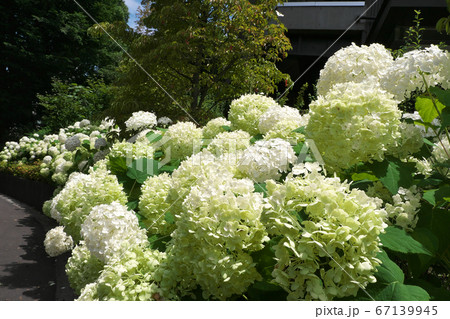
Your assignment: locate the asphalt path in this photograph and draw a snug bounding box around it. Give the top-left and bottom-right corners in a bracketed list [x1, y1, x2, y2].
[0, 193, 56, 300]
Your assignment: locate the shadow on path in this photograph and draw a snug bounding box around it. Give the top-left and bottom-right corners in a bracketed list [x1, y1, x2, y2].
[0, 196, 56, 300]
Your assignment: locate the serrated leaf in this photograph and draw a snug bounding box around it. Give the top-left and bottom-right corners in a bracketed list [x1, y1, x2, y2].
[380, 226, 432, 256]
[375, 250, 404, 284]
[407, 228, 438, 277]
[250, 134, 263, 144]
[164, 212, 175, 224]
[415, 96, 446, 123]
[221, 125, 231, 132]
[127, 158, 159, 183]
[126, 200, 139, 211]
[254, 183, 267, 194]
[370, 158, 414, 194]
[423, 185, 450, 207]
[429, 86, 450, 107]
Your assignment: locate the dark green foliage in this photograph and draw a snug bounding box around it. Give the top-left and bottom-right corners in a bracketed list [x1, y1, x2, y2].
[0, 0, 128, 143]
[37, 78, 113, 132]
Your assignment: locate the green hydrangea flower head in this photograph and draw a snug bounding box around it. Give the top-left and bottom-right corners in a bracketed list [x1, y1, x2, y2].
[306, 81, 401, 172]
[228, 94, 279, 135]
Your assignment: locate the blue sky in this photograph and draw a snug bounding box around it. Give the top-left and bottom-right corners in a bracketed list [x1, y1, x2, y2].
[124, 0, 140, 29]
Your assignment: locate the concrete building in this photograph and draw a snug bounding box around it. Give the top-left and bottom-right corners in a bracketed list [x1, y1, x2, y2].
[276, 0, 449, 102]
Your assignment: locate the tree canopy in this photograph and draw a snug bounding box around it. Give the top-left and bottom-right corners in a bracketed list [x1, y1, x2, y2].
[110, 0, 292, 122]
[0, 0, 128, 142]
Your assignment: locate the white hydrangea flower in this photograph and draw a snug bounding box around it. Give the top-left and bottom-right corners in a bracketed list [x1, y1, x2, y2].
[157, 172, 268, 300]
[157, 116, 173, 127]
[228, 94, 279, 135]
[258, 105, 303, 134]
[317, 43, 393, 95]
[306, 81, 401, 172]
[125, 111, 157, 131]
[388, 122, 424, 159]
[206, 130, 250, 156]
[432, 136, 450, 177]
[385, 186, 421, 232]
[202, 117, 231, 139]
[381, 45, 450, 101]
[81, 202, 148, 263]
[237, 138, 297, 183]
[44, 226, 74, 257]
[264, 167, 387, 300]
[80, 119, 91, 128]
[162, 122, 203, 160]
[49, 165, 128, 242]
[139, 173, 175, 235]
[108, 140, 154, 160]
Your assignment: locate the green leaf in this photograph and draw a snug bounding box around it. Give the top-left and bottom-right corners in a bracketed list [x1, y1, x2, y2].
[126, 200, 139, 211]
[407, 228, 438, 277]
[108, 156, 128, 175]
[441, 106, 450, 128]
[254, 183, 267, 195]
[293, 142, 304, 156]
[250, 237, 281, 281]
[375, 250, 404, 284]
[148, 234, 171, 252]
[146, 132, 163, 144]
[429, 86, 450, 107]
[380, 226, 432, 256]
[415, 96, 446, 123]
[126, 158, 159, 183]
[373, 282, 430, 301]
[164, 212, 175, 224]
[221, 125, 231, 132]
[250, 134, 264, 144]
[351, 172, 378, 182]
[369, 158, 415, 194]
[422, 185, 450, 207]
[406, 278, 450, 301]
[292, 126, 305, 134]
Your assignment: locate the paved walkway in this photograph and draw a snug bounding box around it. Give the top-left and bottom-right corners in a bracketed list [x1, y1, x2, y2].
[0, 194, 57, 300]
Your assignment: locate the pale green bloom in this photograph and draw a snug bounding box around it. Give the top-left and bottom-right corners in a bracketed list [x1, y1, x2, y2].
[202, 117, 231, 139]
[162, 122, 203, 160]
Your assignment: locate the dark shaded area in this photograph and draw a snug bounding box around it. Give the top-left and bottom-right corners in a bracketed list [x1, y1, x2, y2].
[0, 173, 55, 211]
[0, 197, 55, 300]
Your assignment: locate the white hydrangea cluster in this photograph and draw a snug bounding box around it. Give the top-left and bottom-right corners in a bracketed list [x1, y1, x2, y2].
[139, 173, 175, 235]
[236, 138, 297, 183]
[264, 164, 387, 300]
[385, 186, 421, 232]
[80, 202, 148, 263]
[402, 112, 441, 138]
[388, 122, 424, 159]
[258, 105, 303, 134]
[263, 119, 306, 144]
[44, 226, 74, 257]
[162, 121, 203, 160]
[202, 117, 231, 139]
[206, 130, 250, 156]
[157, 116, 173, 128]
[381, 45, 450, 101]
[228, 94, 279, 135]
[317, 43, 393, 96]
[156, 173, 267, 300]
[108, 141, 154, 160]
[125, 111, 157, 131]
[306, 82, 401, 172]
[49, 165, 128, 242]
[432, 136, 450, 177]
[78, 246, 169, 301]
[65, 242, 105, 295]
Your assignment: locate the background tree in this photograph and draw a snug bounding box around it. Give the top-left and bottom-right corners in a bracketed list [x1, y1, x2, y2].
[109, 0, 292, 123]
[0, 0, 128, 143]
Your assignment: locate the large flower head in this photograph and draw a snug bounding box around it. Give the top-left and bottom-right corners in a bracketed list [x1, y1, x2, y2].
[80, 202, 148, 263]
[317, 43, 393, 96]
[206, 130, 251, 156]
[162, 122, 203, 160]
[306, 81, 401, 172]
[49, 164, 128, 242]
[258, 105, 303, 134]
[202, 117, 231, 139]
[77, 246, 168, 301]
[125, 111, 157, 131]
[264, 164, 387, 300]
[228, 94, 279, 135]
[236, 138, 297, 183]
[139, 173, 175, 235]
[44, 226, 74, 257]
[156, 173, 267, 300]
[108, 140, 154, 160]
[381, 45, 450, 101]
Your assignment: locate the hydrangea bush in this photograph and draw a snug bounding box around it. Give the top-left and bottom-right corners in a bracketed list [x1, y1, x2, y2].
[2, 42, 449, 302]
